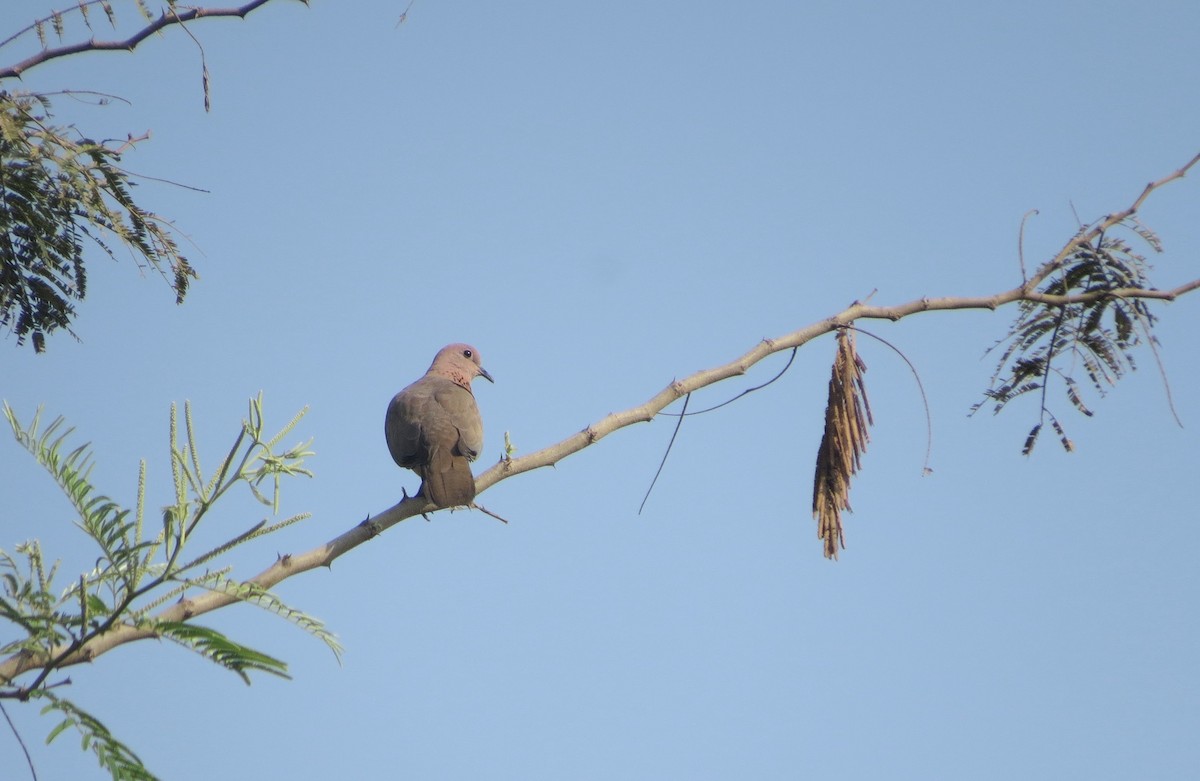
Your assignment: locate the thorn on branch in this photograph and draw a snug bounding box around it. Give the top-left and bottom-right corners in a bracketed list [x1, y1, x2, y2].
[359, 515, 383, 537]
[48, 677, 71, 691]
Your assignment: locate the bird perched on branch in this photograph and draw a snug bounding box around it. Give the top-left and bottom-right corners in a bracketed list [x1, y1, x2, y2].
[385, 343, 493, 508]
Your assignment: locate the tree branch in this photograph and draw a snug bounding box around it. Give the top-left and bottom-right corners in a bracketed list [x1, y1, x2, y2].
[0, 0, 301, 80]
[3, 154, 1198, 686]
[1021, 151, 1200, 292]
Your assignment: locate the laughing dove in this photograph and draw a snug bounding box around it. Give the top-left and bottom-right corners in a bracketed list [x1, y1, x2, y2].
[385, 343, 493, 508]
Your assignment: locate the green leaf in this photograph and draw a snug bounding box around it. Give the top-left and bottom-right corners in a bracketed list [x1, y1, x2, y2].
[200, 574, 343, 663]
[155, 621, 290, 684]
[44, 716, 71, 744]
[37, 691, 159, 780]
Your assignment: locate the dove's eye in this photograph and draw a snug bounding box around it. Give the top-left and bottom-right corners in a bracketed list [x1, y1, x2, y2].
[463, 349, 473, 358]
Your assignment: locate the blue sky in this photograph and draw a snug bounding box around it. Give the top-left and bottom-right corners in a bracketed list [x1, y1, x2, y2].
[2, 1, 1199, 779]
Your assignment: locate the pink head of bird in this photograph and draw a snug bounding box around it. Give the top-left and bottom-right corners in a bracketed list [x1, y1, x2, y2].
[429, 343, 494, 388]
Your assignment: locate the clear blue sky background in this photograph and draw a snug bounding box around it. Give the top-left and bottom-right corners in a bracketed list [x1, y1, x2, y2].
[3, 2, 1199, 779]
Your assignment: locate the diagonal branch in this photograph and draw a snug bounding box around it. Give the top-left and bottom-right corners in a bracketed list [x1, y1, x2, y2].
[3, 154, 1199, 685]
[7, 277, 1196, 685]
[0, 0, 301, 80]
[1022, 152, 1200, 292]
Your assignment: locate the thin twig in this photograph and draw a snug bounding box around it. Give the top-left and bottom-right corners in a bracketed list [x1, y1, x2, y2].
[471, 502, 509, 524]
[166, 6, 212, 112]
[1018, 209, 1038, 282]
[0, 0, 115, 51]
[1025, 153, 1200, 293]
[0, 700, 38, 780]
[840, 325, 934, 475]
[639, 392, 690, 514]
[1143, 330, 1184, 428]
[42, 89, 133, 107]
[658, 348, 797, 417]
[397, 0, 418, 27]
[0, 0, 291, 80]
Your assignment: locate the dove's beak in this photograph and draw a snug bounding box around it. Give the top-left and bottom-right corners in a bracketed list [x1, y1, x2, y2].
[478, 367, 495, 383]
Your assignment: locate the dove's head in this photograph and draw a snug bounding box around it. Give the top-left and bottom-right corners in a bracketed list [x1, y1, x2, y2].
[429, 343, 494, 388]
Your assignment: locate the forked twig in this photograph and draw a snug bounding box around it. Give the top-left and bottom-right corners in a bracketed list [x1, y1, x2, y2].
[0, 0, 289, 80]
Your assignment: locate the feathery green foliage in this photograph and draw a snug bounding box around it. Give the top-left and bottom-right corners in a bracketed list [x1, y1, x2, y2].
[38, 690, 158, 781]
[973, 218, 1165, 453]
[0, 90, 195, 352]
[155, 621, 290, 684]
[1, 395, 330, 781]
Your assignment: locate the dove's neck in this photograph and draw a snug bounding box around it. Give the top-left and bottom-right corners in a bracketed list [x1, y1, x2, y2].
[432, 368, 474, 393]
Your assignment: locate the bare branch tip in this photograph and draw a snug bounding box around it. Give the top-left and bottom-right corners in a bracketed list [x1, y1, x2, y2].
[472, 502, 510, 524]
